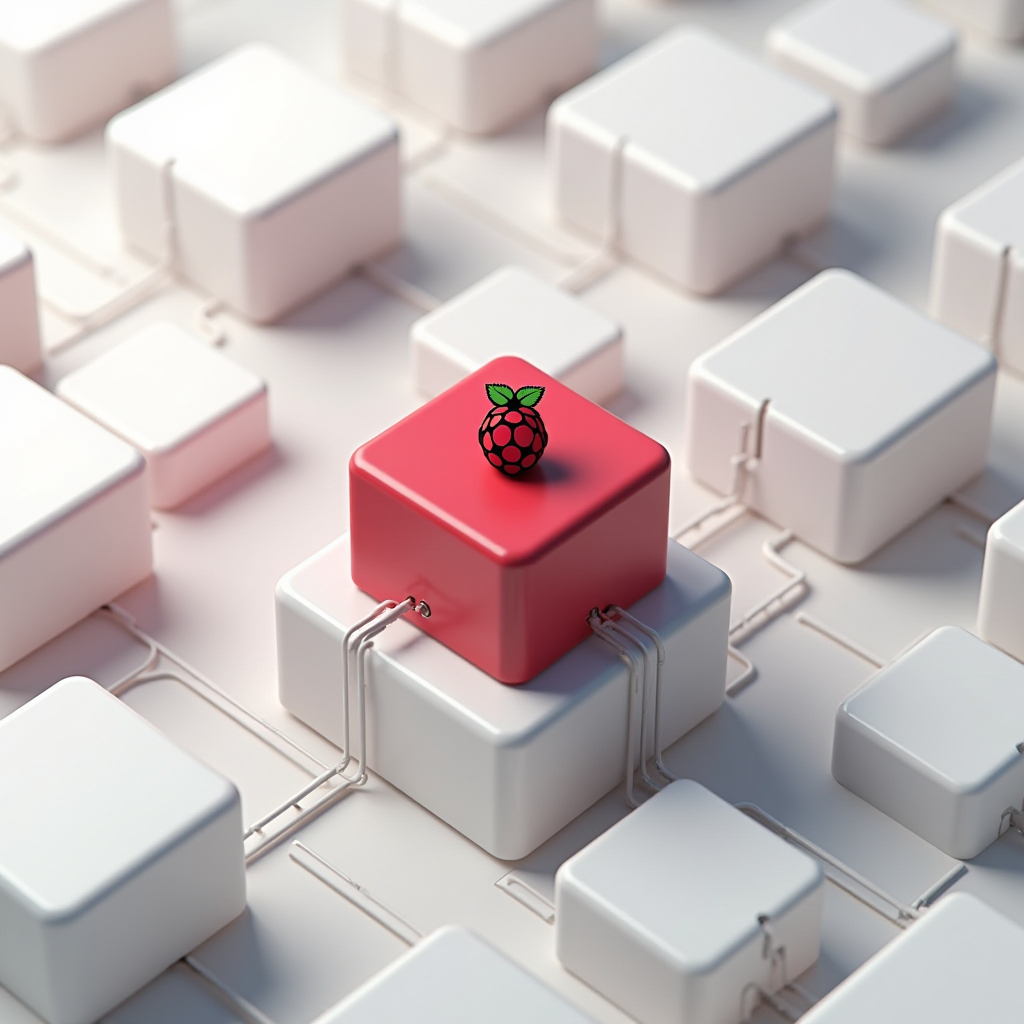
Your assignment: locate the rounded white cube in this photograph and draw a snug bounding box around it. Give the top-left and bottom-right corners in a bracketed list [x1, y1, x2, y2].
[767, 0, 957, 146]
[548, 27, 837, 295]
[978, 499, 1024, 663]
[0, 228, 40, 373]
[0, 677, 246, 1024]
[107, 44, 400, 323]
[685, 269, 996, 564]
[342, 0, 597, 134]
[0, 367, 151, 673]
[57, 323, 270, 510]
[555, 780, 825, 1024]
[832, 626, 1024, 860]
[410, 266, 624, 403]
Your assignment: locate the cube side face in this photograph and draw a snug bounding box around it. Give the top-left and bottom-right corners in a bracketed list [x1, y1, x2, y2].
[859, 46, 955, 146]
[979, 509, 1024, 662]
[0, 253, 41, 374]
[1000, 251, 1024, 376]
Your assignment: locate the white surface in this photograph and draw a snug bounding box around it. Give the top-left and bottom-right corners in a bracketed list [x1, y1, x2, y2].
[0, 228, 40, 373]
[555, 780, 825, 1024]
[0, 676, 245, 1024]
[930, 156, 1024, 377]
[919, 0, 1024, 41]
[801, 894, 1024, 1022]
[410, 266, 624, 402]
[548, 26, 837, 294]
[314, 926, 598, 1023]
[0, 367, 150, 673]
[57, 322, 270, 509]
[768, 0, 956, 145]
[833, 626, 1024, 859]
[107, 44, 400, 322]
[0, 0, 174, 142]
[686, 269, 996, 564]
[342, 0, 597, 134]
[978, 499, 1024, 662]
[277, 535, 730, 860]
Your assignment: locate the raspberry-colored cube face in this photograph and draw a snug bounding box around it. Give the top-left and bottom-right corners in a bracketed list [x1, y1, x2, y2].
[349, 356, 670, 684]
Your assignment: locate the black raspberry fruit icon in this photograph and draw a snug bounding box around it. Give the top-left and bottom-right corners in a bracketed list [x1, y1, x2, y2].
[479, 383, 548, 476]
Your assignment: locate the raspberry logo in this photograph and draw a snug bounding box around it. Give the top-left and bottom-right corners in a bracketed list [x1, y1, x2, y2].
[479, 383, 548, 476]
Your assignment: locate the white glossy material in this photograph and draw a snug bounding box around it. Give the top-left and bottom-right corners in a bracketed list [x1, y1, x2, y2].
[0, 0, 175, 143]
[0, 367, 151, 673]
[978, 499, 1024, 663]
[919, 0, 1024, 41]
[768, 0, 956, 146]
[801, 894, 1024, 1022]
[686, 269, 996, 564]
[555, 780, 825, 1024]
[410, 266, 624, 402]
[342, 0, 597, 134]
[107, 45, 400, 323]
[314, 926, 597, 1023]
[0, 228, 40, 373]
[930, 157, 1024, 377]
[833, 626, 1024, 860]
[57, 323, 270, 510]
[0, 677, 245, 1024]
[548, 27, 837, 295]
[276, 536, 731, 860]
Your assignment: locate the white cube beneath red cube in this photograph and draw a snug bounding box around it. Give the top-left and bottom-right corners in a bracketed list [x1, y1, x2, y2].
[349, 356, 670, 684]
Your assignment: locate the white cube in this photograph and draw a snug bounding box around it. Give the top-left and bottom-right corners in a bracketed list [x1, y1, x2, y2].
[833, 626, 1024, 860]
[57, 323, 270, 510]
[918, 0, 1024, 41]
[342, 0, 597, 135]
[314, 926, 597, 1023]
[768, 0, 956, 146]
[555, 781, 825, 1024]
[107, 44, 400, 323]
[800, 894, 1024, 1023]
[0, 677, 245, 1024]
[0, 228, 40, 373]
[276, 536, 730, 860]
[930, 157, 1024, 377]
[410, 266, 624, 403]
[979, 499, 1024, 663]
[0, 0, 175, 143]
[548, 27, 837, 295]
[0, 367, 151, 673]
[685, 269, 996, 564]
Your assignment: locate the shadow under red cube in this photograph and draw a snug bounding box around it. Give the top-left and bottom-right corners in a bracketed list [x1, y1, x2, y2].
[349, 356, 670, 684]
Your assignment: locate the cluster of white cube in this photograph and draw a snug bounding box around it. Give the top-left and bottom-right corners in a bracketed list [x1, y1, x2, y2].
[978, 499, 1024, 664]
[767, 0, 957, 146]
[341, 0, 598, 134]
[108, 44, 400, 323]
[0, 226, 40, 373]
[685, 269, 996, 564]
[555, 781, 825, 1024]
[0, 0, 176, 142]
[0, 677, 246, 1024]
[549, 27, 837, 295]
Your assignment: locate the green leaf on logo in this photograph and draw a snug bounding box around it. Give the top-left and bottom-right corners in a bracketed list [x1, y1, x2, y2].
[486, 383, 515, 405]
[515, 386, 545, 408]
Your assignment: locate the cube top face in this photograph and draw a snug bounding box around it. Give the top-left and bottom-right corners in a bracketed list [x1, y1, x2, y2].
[552, 27, 835, 194]
[0, 0, 151, 52]
[107, 44, 398, 218]
[412, 266, 622, 381]
[839, 626, 1024, 791]
[315, 926, 596, 1023]
[0, 367, 145, 559]
[0, 677, 239, 921]
[0, 227, 28, 273]
[56, 323, 267, 454]
[351, 356, 669, 567]
[693, 269, 996, 463]
[800, 894, 1024, 1023]
[558, 781, 823, 972]
[946, 158, 1024, 250]
[769, 0, 956, 94]
[394, 0, 574, 48]
[991, 497, 1024, 553]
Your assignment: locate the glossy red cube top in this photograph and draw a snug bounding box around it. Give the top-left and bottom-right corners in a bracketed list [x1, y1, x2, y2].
[349, 356, 670, 683]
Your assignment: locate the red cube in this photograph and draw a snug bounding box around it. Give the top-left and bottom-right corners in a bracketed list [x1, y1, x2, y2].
[349, 356, 670, 684]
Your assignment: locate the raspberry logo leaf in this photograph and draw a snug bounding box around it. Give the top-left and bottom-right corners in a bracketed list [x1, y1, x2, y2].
[515, 386, 545, 408]
[486, 383, 515, 405]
